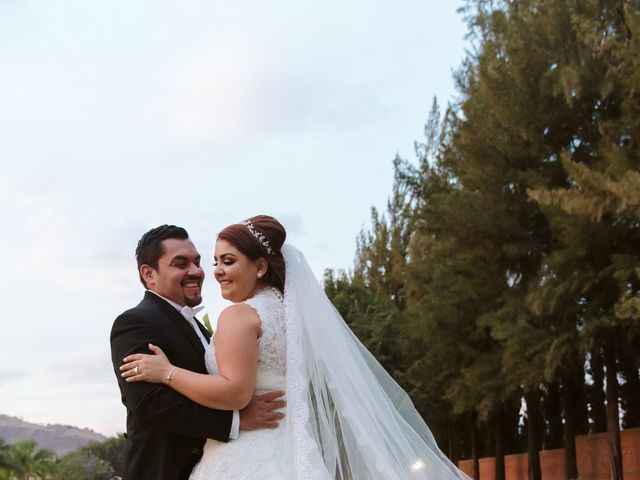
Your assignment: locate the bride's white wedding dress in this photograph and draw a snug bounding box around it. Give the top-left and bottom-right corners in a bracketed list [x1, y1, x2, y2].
[190, 287, 286, 479]
[192, 245, 468, 480]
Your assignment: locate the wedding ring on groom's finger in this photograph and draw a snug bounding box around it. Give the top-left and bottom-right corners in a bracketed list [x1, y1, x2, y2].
[134, 366, 139, 375]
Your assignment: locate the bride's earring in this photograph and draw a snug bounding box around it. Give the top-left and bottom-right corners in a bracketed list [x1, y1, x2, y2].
[257, 272, 263, 278]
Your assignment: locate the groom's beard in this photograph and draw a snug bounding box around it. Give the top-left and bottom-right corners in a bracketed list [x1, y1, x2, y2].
[185, 294, 203, 307]
[182, 274, 204, 307]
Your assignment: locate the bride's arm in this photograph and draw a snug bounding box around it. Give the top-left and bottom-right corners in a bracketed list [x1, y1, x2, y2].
[121, 304, 260, 410]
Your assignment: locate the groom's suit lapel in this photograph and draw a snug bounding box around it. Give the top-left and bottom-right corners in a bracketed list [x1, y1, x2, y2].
[144, 291, 205, 356]
[194, 318, 211, 344]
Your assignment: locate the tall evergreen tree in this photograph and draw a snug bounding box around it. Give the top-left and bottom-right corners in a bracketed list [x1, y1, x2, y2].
[325, 2, 640, 480]
[401, 100, 515, 474]
[526, 3, 640, 477]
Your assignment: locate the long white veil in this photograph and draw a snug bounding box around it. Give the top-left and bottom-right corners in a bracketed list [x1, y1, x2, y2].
[282, 244, 469, 479]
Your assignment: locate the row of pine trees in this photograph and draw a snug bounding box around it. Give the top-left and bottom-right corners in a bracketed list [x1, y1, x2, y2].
[324, 1, 640, 479]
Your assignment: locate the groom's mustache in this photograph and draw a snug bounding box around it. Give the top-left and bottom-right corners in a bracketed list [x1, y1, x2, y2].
[182, 275, 203, 285]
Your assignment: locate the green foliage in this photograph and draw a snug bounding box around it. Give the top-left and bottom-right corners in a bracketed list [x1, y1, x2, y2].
[326, 0, 640, 466]
[55, 449, 114, 480]
[55, 434, 124, 479]
[2, 439, 56, 480]
[0, 439, 10, 478]
[0, 435, 124, 480]
[530, 157, 640, 222]
[81, 434, 124, 476]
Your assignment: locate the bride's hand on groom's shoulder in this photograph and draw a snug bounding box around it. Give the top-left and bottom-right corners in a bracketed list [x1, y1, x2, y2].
[239, 390, 286, 431]
[120, 343, 173, 384]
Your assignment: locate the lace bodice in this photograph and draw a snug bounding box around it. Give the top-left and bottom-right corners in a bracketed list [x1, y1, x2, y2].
[204, 287, 286, 391]
[190, 288, 287, 480]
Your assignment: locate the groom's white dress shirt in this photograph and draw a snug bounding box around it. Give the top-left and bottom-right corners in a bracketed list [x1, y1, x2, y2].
[147, 290, 240, 440]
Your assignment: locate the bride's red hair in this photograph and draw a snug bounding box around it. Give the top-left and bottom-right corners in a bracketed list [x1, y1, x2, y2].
[217, 215, 286, 291]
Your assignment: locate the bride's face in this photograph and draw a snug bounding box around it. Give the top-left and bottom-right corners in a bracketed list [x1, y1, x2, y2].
[213, 239, 266, 302]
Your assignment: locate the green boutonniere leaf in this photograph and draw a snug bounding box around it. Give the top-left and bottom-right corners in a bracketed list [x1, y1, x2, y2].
[203, 313, 214, 336]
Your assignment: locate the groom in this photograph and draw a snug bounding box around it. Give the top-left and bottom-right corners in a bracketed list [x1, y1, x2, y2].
[111, 225, 284, 480]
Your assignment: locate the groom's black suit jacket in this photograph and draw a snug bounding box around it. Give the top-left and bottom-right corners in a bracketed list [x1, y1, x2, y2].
[111, 291, 233, 480]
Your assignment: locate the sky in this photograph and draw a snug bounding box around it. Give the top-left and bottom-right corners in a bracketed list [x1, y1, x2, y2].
[0, 1, 467, 436]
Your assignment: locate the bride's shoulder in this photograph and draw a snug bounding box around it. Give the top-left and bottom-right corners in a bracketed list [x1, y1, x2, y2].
[218, 303, 260, 328]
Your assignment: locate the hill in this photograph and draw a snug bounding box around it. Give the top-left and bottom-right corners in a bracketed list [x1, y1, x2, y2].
[0, 414, 107, 455]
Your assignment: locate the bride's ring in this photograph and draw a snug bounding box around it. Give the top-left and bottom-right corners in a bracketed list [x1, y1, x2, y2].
[134, 366, 139, 375]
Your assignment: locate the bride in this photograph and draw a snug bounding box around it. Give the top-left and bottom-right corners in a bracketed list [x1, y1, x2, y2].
[120, 215, 468, 479]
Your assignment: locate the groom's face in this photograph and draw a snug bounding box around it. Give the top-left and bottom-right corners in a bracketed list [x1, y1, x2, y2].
[144, 238, 204, 307]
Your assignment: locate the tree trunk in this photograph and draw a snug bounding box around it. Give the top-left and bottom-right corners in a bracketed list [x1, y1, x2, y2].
[470, 411, 480, 480]
[543, 381, 563, 449]
[620, 347, 640, 428]
[524, 389, 542, 480]
[562, 371, 579, 480]
[589, 348, 607, 433]
[604, 343, 623, 480]
[495, 405, 505, 480]
[448, 421, 457, 466]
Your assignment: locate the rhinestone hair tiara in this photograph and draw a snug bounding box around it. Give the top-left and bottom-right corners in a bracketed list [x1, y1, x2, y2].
[241, 220, 274, 255]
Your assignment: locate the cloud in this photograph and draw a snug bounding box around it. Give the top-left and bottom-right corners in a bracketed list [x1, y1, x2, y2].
[134, 36, 389, 148]
[140, 40, 302, 143]
[0, 175, 141, 296]
[2, 364, 125, 436]
[1, 347, 122, 433]
[0, 369, 29, 386]
[30, 348, 114, 385]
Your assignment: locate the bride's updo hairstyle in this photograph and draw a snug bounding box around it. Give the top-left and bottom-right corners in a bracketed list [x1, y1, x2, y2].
[217, 215, 286, 291]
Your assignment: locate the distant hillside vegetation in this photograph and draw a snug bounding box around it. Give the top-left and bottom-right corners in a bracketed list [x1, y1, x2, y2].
[0, 414, 106, 455]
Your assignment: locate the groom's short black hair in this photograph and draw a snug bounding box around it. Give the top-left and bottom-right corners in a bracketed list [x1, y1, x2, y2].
[135, 225, 189, 287]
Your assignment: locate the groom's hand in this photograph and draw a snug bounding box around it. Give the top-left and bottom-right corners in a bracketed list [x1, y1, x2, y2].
[239, 390, 285, 430]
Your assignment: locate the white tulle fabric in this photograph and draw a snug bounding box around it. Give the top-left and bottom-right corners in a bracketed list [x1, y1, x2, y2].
[281, 244, 469, 480]
[189, 288, 287, 480]
[191, 245, 469, 480]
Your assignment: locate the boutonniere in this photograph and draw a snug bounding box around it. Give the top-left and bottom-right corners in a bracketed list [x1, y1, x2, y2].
[203, 313, 215, 336]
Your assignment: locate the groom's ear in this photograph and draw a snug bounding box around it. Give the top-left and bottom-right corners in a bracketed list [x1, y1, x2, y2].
[140, 264, 156, 287]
